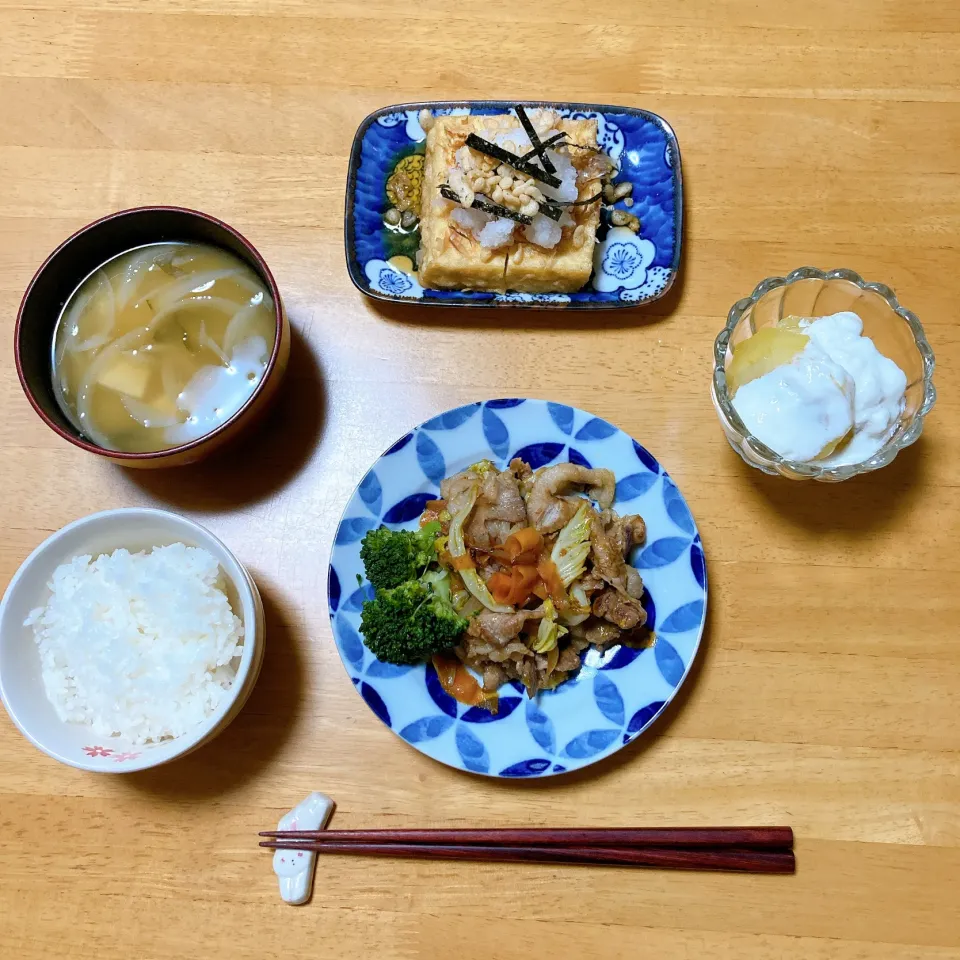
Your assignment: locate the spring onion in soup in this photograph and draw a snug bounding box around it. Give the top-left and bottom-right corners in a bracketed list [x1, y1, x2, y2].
[51, 242, 276, 453]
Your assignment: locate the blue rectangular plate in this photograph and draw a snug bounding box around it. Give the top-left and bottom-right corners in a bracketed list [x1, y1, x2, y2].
[345, 100, 683, 309]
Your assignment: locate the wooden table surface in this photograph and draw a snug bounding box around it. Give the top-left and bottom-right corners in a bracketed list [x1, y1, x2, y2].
[2, 2, 959, 958]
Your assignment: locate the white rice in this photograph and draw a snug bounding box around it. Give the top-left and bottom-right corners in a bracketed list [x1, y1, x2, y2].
[25, 543, 244, 744]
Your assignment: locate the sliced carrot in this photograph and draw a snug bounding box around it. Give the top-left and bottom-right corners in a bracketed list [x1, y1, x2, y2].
[432, 653, 458, 688]
[488, 565, 540, 606]
[537, 555, 567, 603]
[431, 654, 498, 712]
[503, 527, 543, 562]
[509, 565, 540, 606]
[512, 564, 539, 592]
[450, 552, 476, 571]
[488, 571, 515, 605]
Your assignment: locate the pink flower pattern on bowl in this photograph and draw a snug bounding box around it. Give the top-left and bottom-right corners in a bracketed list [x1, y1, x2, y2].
[82, 746, 141, 762]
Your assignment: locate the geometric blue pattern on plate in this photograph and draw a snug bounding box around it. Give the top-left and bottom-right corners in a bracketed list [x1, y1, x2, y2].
[328, 399, 707, 777]
[345, 101, 683, 310]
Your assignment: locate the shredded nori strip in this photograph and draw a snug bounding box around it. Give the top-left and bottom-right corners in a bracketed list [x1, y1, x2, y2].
[464, 134, 562, 188]
[558, 191, 604, 207]
[539, 191, 604, 221]
[439, 171, 601, 226]
[556, 140, 603, 153]
[439, 185, 533, 224]
[519, 131, 568, 161]
[514, 105, 556, 175]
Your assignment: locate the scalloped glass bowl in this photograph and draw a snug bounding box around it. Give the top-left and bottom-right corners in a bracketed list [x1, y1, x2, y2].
[711, 268, 936, 481]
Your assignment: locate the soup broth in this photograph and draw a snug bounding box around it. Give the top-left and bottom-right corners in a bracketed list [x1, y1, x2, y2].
[52, 242, 276, 453]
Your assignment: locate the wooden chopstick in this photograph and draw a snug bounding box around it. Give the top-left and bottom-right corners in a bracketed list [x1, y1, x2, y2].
[258, 826, 794, 850]
[258, 840, 795, 874]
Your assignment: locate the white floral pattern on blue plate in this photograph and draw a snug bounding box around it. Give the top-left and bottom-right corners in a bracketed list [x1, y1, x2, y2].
[378, 106, 472, 143]
[364, 259, 424, 299]
[347, 100, 683, 310]
[618, 266, 674, 303]
[592, 227, 656, 293]
[329, 400, 707, 778]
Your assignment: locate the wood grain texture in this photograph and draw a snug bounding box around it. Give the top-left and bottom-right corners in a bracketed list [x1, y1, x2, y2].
[1, 1, 959, 957]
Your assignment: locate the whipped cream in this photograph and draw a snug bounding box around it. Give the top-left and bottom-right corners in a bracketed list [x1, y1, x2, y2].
[732, 311, 907, 466]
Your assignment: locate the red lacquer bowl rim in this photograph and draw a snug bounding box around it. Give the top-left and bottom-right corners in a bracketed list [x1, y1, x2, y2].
[14, 205, 285, 461]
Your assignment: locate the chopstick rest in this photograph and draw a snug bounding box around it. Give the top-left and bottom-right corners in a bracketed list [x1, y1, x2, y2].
[272, 793, 336, 905]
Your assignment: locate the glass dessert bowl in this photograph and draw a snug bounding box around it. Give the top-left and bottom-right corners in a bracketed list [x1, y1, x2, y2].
[712, 267, 936, 481]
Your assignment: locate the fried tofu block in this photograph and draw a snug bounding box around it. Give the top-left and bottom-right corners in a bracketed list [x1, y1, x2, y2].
[417, 113, 601, 294]
[418, 116, 508, 291]
[505, 117, 600, 293]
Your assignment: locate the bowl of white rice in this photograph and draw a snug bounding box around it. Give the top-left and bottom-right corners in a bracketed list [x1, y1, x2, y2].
[0, 508, 264, 772]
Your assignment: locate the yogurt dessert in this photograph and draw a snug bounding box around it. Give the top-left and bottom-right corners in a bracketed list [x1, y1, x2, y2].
[728, 311, 907, 467]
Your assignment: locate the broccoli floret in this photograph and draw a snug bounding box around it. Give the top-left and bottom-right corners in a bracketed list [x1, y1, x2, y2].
[360, 577, 468, 665]
[359, 523, 441, 591]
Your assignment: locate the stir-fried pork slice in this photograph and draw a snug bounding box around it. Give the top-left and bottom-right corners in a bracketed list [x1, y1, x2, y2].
[517, 658, 540, 696]
[579, 571, 605, 595]
[524, 464, 617, 534]
[555, 646, 583, 672]
[588, 511, 628, 590]
[481, 664, 508, 691]
[440, 468, 481, 520]
[464, 469, 528, 549]
[509, 457, 533, 484]
[624, 566, 644, 600]
[458, 635, 528, 665]
[600, 510, 647, 559]
[592, 588, 647, 630]
[465, 608, 544, 647]
[583, 618, 622, 648]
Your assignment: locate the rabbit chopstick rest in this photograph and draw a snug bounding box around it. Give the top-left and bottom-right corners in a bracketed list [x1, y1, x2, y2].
[272, 793, 336, 904]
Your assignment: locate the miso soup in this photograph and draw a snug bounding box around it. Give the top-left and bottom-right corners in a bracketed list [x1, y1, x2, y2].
[51, 242, 277, 453]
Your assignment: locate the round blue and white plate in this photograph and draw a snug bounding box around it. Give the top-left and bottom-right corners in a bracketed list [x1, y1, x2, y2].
[328, 399, 707, 778]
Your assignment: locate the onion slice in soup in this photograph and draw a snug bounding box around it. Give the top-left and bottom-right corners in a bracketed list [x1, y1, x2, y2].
[121, 395, 183, 429]
[130, 269, 247, 314]
[223, 301, 270, 355]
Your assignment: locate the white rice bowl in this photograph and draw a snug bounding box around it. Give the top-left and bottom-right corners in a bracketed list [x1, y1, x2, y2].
[0, 508, 264, 772]
[26, 544, 244, 744]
